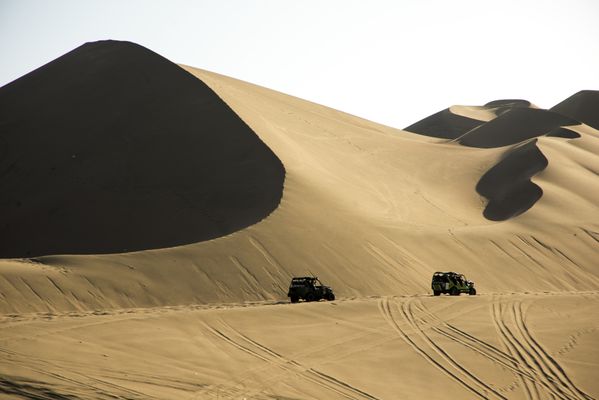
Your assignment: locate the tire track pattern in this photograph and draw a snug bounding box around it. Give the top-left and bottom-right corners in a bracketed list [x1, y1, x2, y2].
[203, 322, 379, 400]
[0, 346, 155, 400]
[413, 300, 533, 398]
[491, 297, 594, 400]
[378, 296, 491, 399]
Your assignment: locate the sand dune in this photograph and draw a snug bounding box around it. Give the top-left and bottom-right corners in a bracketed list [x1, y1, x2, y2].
[551, 90, 599, 130]
[0, 41, 598, 399]
[403, 99, 592, 219]
[403, 108, 485, 139]
[484, 99, 532, 116]
[458, 108, 579, 148]
[0, 40, 284, 257]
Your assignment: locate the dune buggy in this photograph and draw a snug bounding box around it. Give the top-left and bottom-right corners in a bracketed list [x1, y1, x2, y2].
[287, 277, 335, 303]
[431, 271, 476, 296]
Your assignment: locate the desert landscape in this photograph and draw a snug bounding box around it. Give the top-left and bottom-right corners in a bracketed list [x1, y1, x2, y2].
[0, 40, 597, 399]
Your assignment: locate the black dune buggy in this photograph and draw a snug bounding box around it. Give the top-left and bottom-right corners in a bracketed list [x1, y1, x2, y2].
[287, 277, 335, 303]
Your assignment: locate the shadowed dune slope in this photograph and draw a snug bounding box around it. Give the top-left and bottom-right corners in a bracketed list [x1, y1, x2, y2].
[476, 140, 548, 221]
[551, 90, 599, 130]
[458, 107, 579, 148]
[546, 127, 580, 139]
[0, 40, 284, 257]
[403, 108, 485, 139]
[484, 99, 531, 108]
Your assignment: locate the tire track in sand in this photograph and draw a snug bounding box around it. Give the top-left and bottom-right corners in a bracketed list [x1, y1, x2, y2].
[377, 296, 489, 399]
[413, 299, 534, 398]
[491, 297, 593, 400]
[203, 322, 379, 400]
[491, 298, 553, 400]
[400, 298, 508, 400]
[511, 300, 593, 400]
[0, 346, 156, 399]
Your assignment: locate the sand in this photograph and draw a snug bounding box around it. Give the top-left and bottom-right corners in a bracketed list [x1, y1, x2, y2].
[0, 41, 598, 399]
[1, 293, 597, 399]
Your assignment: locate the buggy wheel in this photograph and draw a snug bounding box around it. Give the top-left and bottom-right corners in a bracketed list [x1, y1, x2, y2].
[433, 290, 441, 296]
[469, 288, 477, 296]
[290, 296, 299, 303]
[326, 293, 335, 301]
[305, 294, 315, 302]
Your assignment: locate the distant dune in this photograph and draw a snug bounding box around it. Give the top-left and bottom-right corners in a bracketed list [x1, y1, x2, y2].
[484, 99, 531, 116]
[458, 107, 579, 148]
[551, 90, 599, 130]
[403, 108, 484, 139]
[0, 41, 284, 257]
[404, 97, 593, 219]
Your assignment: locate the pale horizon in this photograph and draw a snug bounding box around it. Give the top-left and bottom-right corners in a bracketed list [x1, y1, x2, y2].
[1, 0, 598, 128]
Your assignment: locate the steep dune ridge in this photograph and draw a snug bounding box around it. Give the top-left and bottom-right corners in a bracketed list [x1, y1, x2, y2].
[0, 40, 284, 258]
[484, 99, 532, 116]
[405, 98, 590, 219]
[458, 107, 579, 148]
[403, 108, 485, 139]
[403, 99, 533, 139]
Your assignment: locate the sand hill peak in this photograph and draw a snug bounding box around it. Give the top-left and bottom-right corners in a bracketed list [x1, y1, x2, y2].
[0, 40, 285, 258]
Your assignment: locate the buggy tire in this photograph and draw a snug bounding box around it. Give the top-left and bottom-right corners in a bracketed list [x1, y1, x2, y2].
[433, 290, 441, 296]
[305, 294, 315, 302]
[326, 293, 335, 301]
[469, 288, 477, 296]
[290, 296, 299, 303]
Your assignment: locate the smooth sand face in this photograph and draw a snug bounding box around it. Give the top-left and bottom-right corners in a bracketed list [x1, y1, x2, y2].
[0, 42, 598, 399]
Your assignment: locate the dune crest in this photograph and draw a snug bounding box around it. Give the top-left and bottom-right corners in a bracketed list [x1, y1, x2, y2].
[484, 98, 532, 116]
[403, 108, 485, 139]
[457, 107, 579, 148]
[403, 95, 594, 222]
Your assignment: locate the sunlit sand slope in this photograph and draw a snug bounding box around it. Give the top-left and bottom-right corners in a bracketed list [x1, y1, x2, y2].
[0, 42, 598, 316]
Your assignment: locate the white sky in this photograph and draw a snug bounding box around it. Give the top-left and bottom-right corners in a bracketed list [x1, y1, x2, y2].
[1, 0, 598, 128]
